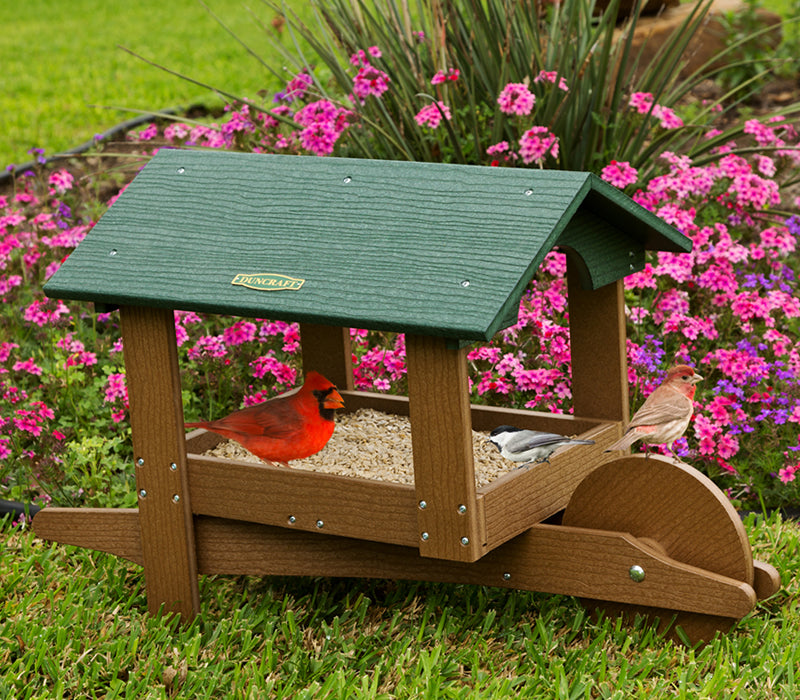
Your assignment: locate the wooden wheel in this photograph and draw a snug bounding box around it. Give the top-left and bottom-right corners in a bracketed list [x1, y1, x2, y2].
[562, 454, 757, 643]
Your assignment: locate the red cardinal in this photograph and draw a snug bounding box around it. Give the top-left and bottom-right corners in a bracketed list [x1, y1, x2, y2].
[185, 371, 344, 465]
[606, 364, 703, 458]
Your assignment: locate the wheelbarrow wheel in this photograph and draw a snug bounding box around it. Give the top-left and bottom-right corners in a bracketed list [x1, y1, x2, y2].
[562, 454, 778, 643]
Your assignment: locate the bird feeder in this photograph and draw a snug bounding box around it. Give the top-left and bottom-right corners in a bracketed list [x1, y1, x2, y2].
[34, 151, 779, 642]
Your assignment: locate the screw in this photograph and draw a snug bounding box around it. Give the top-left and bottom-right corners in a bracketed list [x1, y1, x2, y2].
[138, 489, 147, 499]
[343, 176, 352, 183]
[136, 458, 144, 467]
[177, 167, 185, 174]
[172, 494, 180, 503]
[418, 500, 427, 510]
[460, 537, 470, 546]
[288, 515, 296, 525]
[170, 463, 178, 471]
[524, 188, 534, 196]
[316, 520, 324, 529]
[460, 280, 470, 287]
[629, 564, 646, 583]
[421, 532, 429, 541]
[457, 504, 467, 514]
[109, 249, 118, 257]
[503, 572, 511, 581]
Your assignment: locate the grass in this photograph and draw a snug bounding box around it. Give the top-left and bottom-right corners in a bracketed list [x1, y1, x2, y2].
[1, 0, 797, 170]
[2, 512, 798, 698]
[0, 0, 290, 169]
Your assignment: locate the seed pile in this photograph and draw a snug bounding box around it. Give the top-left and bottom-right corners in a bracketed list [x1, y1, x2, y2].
[203, 408, 516, 487]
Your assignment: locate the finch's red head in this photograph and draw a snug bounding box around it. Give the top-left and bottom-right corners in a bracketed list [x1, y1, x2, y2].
[665, 364, 703, 398]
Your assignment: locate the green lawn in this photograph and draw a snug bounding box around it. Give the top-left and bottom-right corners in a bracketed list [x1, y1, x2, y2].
[0, 0, 288, 168]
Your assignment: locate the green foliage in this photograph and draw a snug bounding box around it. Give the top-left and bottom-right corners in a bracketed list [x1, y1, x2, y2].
[247, 0, 800, 181]
[2, 512, 798, 697]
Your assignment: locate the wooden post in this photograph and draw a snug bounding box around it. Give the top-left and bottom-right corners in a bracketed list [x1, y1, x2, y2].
[406, 334, 483, 562]
[120, 305, 200, 619]
[566, 259, 629, 423]
[300, 323, 354, 391]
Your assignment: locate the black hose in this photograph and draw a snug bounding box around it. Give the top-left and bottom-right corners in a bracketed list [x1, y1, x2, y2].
[0, 107, 182, 186]
[0, 499, 41, 522]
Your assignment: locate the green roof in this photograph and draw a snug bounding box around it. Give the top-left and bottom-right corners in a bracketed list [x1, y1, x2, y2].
[44, 150, 691, 342]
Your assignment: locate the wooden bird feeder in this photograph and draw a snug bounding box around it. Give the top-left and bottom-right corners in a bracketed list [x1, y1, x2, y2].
[35, 151, 779, 642]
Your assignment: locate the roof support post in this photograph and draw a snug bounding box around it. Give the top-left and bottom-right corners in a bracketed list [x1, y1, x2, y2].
[566, 258, 629, 423]
[300, 323, 354, 391]
[120, 305, 200, 620]
[406, 334, 484, 562]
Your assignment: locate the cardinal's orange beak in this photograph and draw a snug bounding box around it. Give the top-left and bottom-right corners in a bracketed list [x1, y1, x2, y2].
[323, 387, 345, 410]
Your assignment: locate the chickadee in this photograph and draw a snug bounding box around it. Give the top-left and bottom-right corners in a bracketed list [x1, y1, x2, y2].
[488, 425, 595, 465]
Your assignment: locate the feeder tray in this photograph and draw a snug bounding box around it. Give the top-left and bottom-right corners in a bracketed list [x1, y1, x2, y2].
[33, 151, 779, 643]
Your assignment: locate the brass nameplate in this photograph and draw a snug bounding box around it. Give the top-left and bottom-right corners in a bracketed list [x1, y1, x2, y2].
[231, 273, 305, 291]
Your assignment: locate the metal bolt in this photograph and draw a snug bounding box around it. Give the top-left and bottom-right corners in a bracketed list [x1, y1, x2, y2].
[316, 520, 324, 529]
[629, 263, 635, 271]
[343, 176, 352, 183]
[288, 515, 296, 525]
[172, 494, 181, 503]
[503, 572, 511, 581]
[136, 458, 144, 467]
[460, 280, 470, 288]
[629, 564, 646, 583]
[421, 532, 429, 541]
[170, 463, 178, 471]
[460, 537, 470, 546]
[524, 188, 534, 196]
[419, 500, 427, 510]
[457, 504, 467, 514]
[109, 249, 118, 257]
[138, 489, 147, 499]
[177, 167, 185, 174]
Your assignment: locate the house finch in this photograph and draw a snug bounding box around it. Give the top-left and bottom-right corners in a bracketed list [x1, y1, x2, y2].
[185, 371, 344, 465]
[606, 364, 703, 458]
[488, 425, 595, 465]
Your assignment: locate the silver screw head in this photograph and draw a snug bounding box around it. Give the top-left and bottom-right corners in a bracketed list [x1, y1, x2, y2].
[288, 515, 296, 524]
[172, 494, 181, 503]
[170, 462, 178, 471]
[457, 504, 467, 514]
[460, 537, 470, 546]
[421, 532, 429, 541]
[629, 564, 646, 582]
[418, 500, 427, 510]
[503, 572, 511, 581]
[136, 458, 144, 467]
[138, 489, 147, 499]
[316, 520, 324, 529]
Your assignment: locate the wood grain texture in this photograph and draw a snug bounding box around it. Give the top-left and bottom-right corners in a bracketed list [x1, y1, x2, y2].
[299, 323, 354, 391]
[32, 508, 143, 565]
[43, 151, 690, 341]
[121, 305, 200, 619]
[192, 518, 755, 618]
[563, 455, 754, 586]
[187, 455, 419, 546]
[566, 259, 629, 423]
[406, 335, 483, 562]
[480, 422, 618, 548]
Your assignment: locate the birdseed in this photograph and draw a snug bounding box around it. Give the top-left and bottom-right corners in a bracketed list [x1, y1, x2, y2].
[202, 408, 517, 487]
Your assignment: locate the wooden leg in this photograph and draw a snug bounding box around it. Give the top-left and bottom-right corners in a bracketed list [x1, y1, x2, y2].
[121, 305, 200, 619]
[406, 335, 483, 562]
[300, 323, 354, 391]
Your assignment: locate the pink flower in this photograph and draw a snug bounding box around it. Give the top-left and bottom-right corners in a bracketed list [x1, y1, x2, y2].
[104, 373, 128, 404]
[48, 169, 74, 194]
[414, 102, 452, 129]
[497, 83, 535, 116]
[778, 464, 798, 484]
[518, 126, 559, 165]
[353, 65, 390, 100]
[223, 321, 257, 346]
[629, 92, 654, 114]
[13, 358, 43, 376]
[284, 72, 313, 102]
[601, 160, 639, 188]
[533, 70, 569, 91]
[431, 68, 460, 85]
